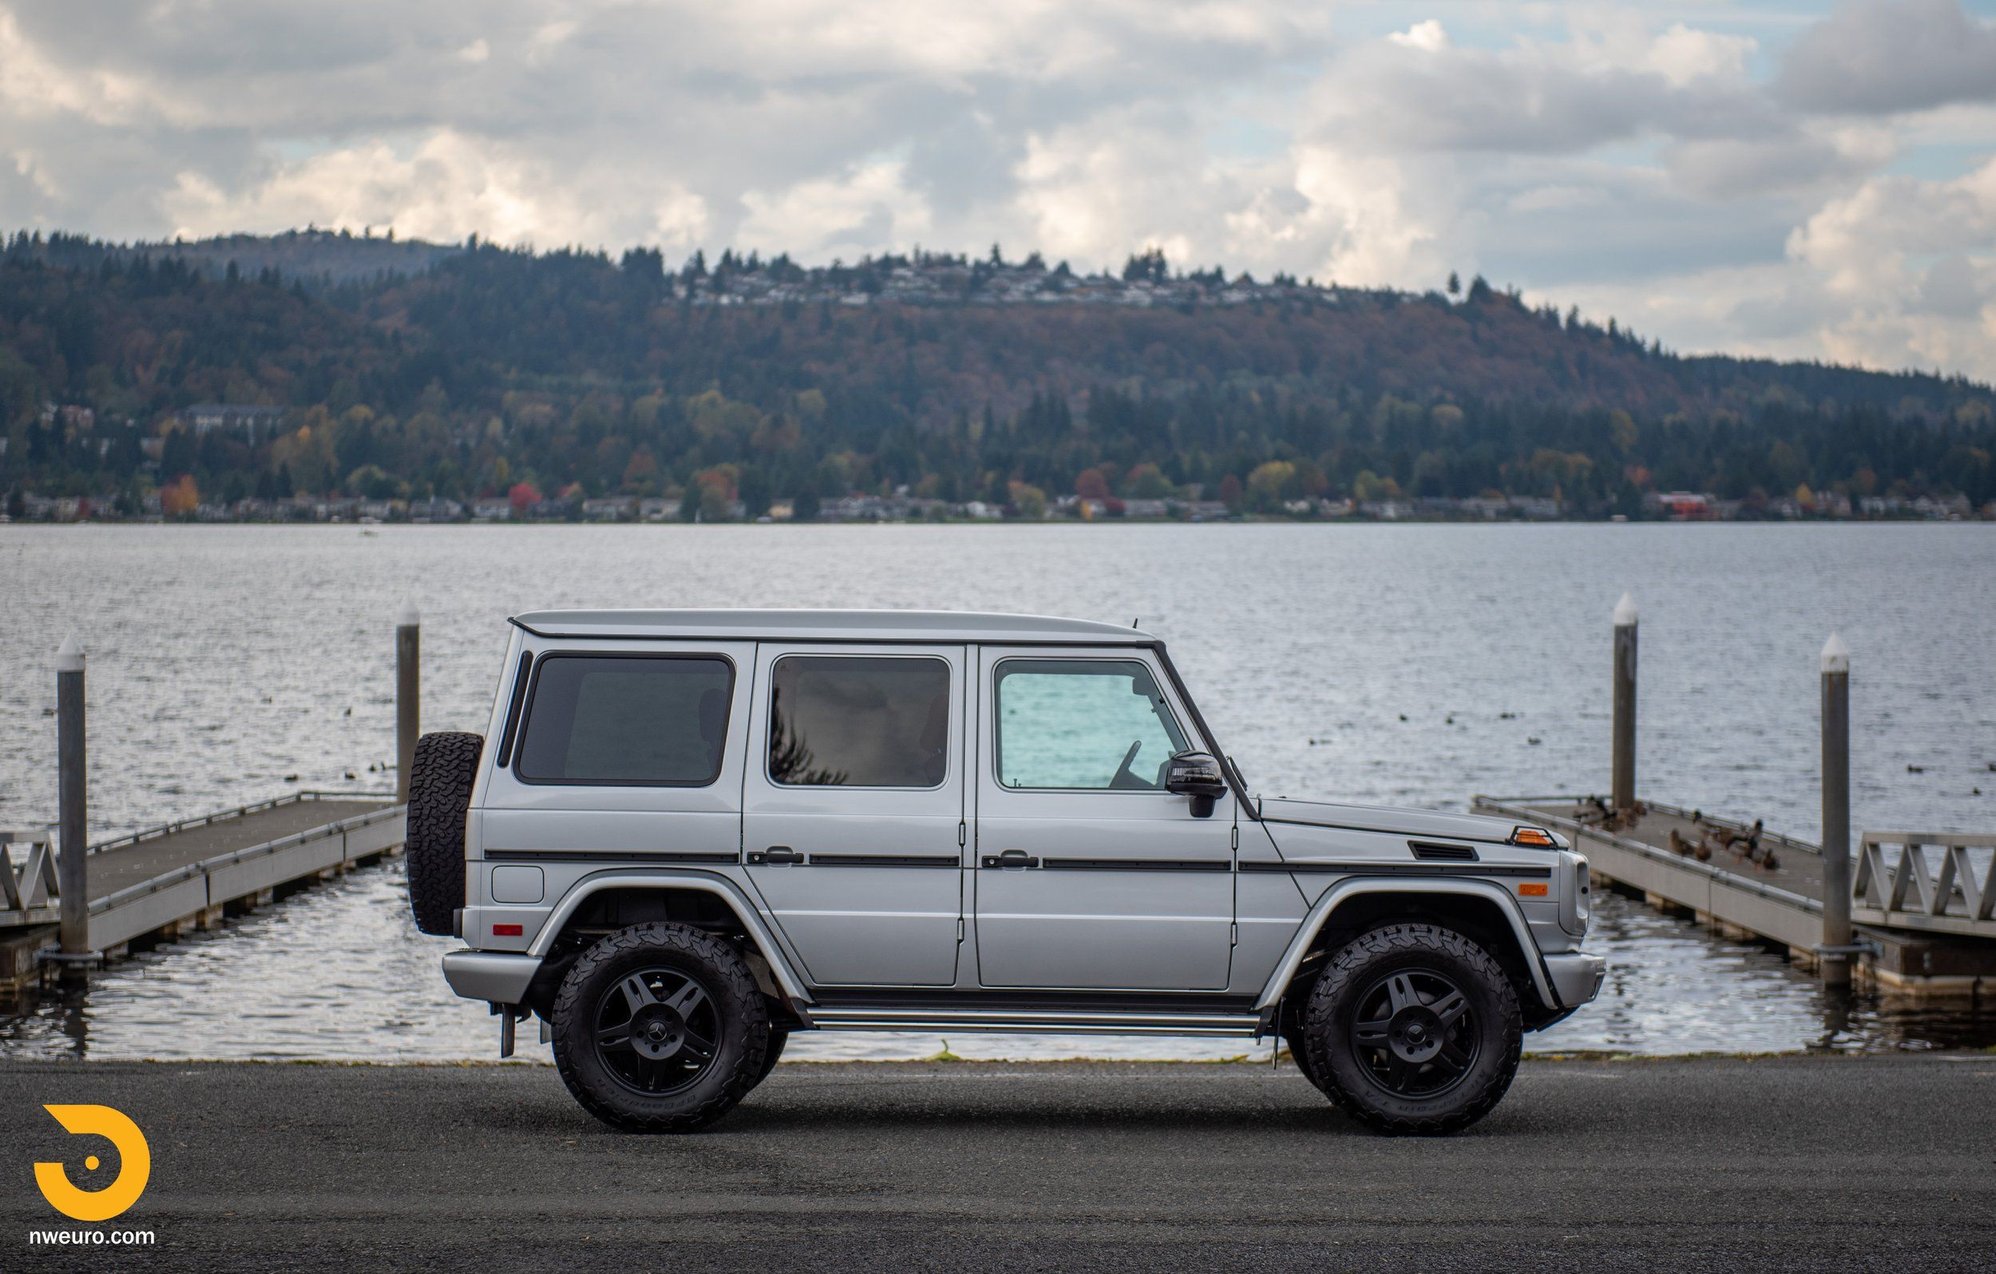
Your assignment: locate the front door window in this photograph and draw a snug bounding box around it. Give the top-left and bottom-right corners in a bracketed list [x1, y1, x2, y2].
[994, 659, 1188, 790]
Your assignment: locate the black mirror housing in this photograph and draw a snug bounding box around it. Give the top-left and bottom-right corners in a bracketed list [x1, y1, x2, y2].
[1165, 751, 1228, 800]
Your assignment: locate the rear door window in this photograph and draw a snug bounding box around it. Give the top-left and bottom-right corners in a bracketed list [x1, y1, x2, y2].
[515, 655, 733, 785]
[768, 656, 951, 788]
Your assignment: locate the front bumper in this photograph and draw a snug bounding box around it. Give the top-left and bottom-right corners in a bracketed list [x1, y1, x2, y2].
[1544, 952, 1607, 1009]
[441, 949, 541, 1005]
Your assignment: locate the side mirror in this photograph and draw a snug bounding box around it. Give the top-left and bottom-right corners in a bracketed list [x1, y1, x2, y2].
[1165, 751, 1227, 817]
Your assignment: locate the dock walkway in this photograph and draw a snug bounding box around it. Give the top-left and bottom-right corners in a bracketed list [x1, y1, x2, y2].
[1, 792, 403, 986]
[1476, 794, 1996, 996]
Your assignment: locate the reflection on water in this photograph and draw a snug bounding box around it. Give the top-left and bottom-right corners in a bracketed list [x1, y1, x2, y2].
[3, 523, 1993, 1061]
[1, 858, 1988, 1062]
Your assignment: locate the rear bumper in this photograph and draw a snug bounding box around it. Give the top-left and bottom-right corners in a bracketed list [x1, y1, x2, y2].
[441, 949, 541, 1005]
[1543, 952, 1607, 1009]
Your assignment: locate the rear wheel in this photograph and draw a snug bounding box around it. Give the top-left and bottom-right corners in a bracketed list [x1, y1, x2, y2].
[1302, 923, 1521, 1135]
[551, 923, 769, 1132]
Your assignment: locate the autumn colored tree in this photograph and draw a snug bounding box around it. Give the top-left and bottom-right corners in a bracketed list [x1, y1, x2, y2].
[159, 473, 200, 516]
[1074, 467, 1111, 502]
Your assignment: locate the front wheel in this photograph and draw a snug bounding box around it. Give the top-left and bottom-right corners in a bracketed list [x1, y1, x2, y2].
[1302, 923, 1521, 1135]
[551, 923, 770, 1132]
[752, 1025, 790, 1088]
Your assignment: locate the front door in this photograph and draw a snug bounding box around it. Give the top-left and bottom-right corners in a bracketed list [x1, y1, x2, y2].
[742, 644, 966, 987]
[972, 649, 1235, 990]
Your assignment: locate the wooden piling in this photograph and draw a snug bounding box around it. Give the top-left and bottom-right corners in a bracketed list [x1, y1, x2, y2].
[1612, 593, 1638, 813]
[1820, 633, 1852, 988]
[396, 604, 420, 803]
[56, 637, 89, 958]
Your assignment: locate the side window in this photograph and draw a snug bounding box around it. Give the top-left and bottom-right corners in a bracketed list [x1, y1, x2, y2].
[994, 659, 1189, 791]
[768, 656, 951, 788]
[515, 655, 733, 785]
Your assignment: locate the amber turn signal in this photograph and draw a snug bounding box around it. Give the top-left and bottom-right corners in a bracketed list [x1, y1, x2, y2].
[1517, 882, 1549, 897]
[1510, 826, 1556, 847]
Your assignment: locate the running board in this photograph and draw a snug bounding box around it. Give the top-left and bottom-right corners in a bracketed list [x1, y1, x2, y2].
[805, 1007, 1264, 1037]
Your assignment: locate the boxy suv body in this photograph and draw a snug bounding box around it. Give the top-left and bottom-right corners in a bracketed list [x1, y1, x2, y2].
[409, 610, 1603, 1134]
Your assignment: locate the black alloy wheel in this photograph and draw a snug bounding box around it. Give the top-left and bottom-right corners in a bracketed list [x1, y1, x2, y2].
[594, 966, 723, 1098]
[551, 922, 768, 1132]
[1348, 967, 1479, 1098]
[1302, 923, 1522, 1135]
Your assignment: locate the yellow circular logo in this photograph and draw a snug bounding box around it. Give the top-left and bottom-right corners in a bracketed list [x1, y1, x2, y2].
[34, 1105, 151, 1223]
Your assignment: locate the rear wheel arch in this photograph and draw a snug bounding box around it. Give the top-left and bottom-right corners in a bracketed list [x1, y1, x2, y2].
[526, 874, 810, 1019]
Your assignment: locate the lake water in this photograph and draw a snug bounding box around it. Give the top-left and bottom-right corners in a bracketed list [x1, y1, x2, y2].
[2, 523, 1993, 1061]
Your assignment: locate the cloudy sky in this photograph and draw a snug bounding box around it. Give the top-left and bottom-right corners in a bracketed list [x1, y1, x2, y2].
[3, 0, 1995, 376]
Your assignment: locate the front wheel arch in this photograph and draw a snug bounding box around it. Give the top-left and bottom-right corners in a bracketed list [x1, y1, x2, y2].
[1261, 882, 1555, 1026]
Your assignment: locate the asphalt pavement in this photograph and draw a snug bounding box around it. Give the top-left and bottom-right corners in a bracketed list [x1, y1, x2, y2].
[5, 1055, 1994, 1272]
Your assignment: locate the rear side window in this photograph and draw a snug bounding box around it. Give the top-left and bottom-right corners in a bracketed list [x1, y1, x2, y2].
[515, 655, 733, 785]
[768, 656, 951, 788]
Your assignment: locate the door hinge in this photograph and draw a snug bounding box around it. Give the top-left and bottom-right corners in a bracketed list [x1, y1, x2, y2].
[956, 917, 965, 943]
[958, 820, 967, 847]
[1230, 922, 1239, 947]
[1231, 824, 1239, 852]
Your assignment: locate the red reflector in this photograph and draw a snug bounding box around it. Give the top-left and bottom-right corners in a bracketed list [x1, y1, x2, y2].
[492, 923, 524, 936]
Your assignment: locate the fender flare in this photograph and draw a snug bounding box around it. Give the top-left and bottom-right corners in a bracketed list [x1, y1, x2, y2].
[529, 868, 815, 1006]
[1253, 877, 1557, 1014]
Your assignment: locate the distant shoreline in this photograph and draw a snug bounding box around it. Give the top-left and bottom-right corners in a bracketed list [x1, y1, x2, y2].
[5, 514, 1989, 528]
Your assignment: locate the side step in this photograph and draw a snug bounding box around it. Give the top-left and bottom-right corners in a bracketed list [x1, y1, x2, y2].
[805, 1007, 1264, 1037]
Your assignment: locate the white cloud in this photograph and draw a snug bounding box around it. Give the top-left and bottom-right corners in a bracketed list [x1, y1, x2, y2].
[1788, 157, 1996, 298]
[1388, 19, 1449, 53]
[0, 0, 1993, 377]
[160, 130, 709, 250]
[739, 158, 931, 259]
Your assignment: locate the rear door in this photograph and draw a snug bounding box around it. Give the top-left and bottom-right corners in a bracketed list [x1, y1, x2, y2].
[741, 644, 966, 987]
[971, 648, 1235, 990]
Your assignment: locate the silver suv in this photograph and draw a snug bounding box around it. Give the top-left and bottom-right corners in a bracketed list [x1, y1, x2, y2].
[408, 610, 1602, 1135]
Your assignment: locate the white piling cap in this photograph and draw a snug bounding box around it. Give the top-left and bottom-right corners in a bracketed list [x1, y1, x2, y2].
[396, 602, 421, 628]
[55, 635, 85, 672]
[1612, 592, 1638, 626]
[1821, 632, 1850, 674]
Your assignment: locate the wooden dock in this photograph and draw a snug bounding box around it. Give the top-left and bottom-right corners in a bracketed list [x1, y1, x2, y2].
[1, 792, 404, 989]
[1476, 794, 1996, 998]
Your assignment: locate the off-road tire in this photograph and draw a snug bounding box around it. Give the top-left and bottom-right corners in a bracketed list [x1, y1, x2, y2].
[1303, 923, 1522, 1136]
[404, 730, 483, 935]
[1283, 1026, 1340, 1103]
[753, 1024, 790, 1088]
[552, 923, 770, 1133]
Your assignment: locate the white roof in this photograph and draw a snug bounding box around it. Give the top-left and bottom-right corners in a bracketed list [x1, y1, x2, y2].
[511, 609, 1157, 645]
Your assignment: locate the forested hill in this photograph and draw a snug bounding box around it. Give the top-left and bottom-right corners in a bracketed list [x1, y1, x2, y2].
[3, 229, 1993, 519]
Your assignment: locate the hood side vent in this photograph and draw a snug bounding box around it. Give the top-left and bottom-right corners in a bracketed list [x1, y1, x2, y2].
[1409, 840, 1479, 862]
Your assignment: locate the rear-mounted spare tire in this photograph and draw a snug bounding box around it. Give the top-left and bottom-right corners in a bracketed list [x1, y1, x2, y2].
[405, 730, 484, 936]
